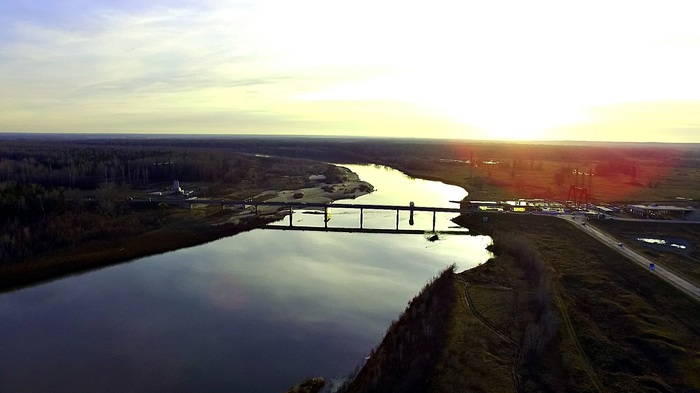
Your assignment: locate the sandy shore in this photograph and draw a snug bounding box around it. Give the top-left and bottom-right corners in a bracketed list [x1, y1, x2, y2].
[226, 166, 374, 222]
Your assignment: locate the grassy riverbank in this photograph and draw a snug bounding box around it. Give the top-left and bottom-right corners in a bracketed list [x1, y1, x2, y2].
[456, 213, 700, 392]
[339, 213, 700, 392]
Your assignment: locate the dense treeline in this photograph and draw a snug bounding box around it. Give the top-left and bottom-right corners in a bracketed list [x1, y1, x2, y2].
[0, 140, 343, 266]
[492, 234, 558, 366]
[100, 136, 700, 168]
[0, 180, 155, 264]
[0, 141, 340, 190]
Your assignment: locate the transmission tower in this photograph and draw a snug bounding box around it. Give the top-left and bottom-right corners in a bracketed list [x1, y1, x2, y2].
[567, 166, 592, 207]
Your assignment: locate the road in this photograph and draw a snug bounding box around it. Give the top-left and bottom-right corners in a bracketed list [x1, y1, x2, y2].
[560, 215, 700, 302]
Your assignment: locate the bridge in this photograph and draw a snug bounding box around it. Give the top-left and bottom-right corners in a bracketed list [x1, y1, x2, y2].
[263, 225, 471, 236]
[134, 198, 465, 232]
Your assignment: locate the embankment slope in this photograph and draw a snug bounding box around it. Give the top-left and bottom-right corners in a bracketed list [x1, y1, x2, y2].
[340, 213, 700, 392]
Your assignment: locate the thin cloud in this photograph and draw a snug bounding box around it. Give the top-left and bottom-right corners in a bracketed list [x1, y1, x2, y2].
[2, 1, 700, 141]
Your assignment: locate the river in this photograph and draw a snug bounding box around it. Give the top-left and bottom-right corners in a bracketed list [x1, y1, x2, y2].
[0, 164, 492, 393]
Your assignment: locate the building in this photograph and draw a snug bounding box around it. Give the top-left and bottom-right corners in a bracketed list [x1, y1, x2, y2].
[627, 204, 694, 219]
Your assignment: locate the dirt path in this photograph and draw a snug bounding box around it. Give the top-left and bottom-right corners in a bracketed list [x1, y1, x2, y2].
[551, 285, 606, 393]
[459, 279, 522, 393]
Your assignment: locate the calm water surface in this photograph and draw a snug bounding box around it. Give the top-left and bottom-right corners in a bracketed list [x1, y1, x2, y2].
[0, 164, 492, 393]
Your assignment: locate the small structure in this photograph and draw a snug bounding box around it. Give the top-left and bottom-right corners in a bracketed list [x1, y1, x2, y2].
[171, 180, 194, 196]
[627, 204, 694, 219]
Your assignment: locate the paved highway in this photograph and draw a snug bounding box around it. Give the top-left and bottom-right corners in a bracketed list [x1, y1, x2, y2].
[560, 215, 700, 302]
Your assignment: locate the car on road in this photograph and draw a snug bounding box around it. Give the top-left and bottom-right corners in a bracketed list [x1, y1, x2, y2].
[618, 242, 623, 247]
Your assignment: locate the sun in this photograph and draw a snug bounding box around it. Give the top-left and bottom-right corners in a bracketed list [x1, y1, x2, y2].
[422, 95, 590, 142]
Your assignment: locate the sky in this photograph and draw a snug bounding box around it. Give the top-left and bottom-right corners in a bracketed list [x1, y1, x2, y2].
[1, 0, 700, 142]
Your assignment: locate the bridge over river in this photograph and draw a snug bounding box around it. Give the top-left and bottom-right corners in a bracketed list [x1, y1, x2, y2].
[133, 198, 467, 232]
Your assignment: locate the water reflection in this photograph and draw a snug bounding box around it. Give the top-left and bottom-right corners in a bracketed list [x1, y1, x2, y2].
[636, 237, 690, 251]
[0, 164, 492, 393]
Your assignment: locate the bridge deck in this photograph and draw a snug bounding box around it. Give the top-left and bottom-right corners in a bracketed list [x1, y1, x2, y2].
[134, 198, 465, 232]
[138, 198, 463, 213]
[263, 225, 470, 235]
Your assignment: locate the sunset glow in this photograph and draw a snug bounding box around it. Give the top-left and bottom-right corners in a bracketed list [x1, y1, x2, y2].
[2, 1, 700, 142]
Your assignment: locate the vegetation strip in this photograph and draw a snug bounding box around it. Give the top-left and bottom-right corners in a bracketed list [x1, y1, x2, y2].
[551, 286, 606, 393]
[460, 279, 522, 393]
[457, 212, 700, 392]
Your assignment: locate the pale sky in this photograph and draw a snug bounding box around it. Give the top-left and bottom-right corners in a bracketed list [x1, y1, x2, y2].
[2, 0, 700, 142]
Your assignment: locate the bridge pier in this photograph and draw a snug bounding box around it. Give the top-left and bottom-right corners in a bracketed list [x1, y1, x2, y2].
[141, 199, 462, 232]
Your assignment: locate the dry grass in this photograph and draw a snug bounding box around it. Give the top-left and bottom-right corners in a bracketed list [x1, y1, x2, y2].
[469, 286, 519, 336]
[397, 157, 700, 203]
[429, 280, 515, 393]
[457, 212, 700, 392]
[592, 219, 700, 288]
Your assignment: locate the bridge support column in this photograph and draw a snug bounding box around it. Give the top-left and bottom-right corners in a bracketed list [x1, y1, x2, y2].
[289, 207, 293, 227]
[324, 206, 328, 229]
[409, 202, 415, 226]
[360, 208, 363, 229]
[396, 209, 399, 230]
[432, 211, 436, 232]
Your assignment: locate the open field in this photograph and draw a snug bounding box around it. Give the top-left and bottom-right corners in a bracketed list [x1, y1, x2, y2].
[456, 212, 700, 392]
[391, 154, 700, 203]
[591, 219, 700, 288]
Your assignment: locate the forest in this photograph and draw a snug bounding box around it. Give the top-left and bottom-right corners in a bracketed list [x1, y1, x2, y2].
[0, 138, 342, 267]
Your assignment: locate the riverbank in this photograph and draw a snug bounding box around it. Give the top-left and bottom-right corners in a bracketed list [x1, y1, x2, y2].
[0, 166, 374, 293]
[453, 212, 700, 391]
[238, 166, 373, 217]
[335, 212, 700, 391]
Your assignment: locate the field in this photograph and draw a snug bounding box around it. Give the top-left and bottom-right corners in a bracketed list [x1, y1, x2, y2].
[456, 212, 700, 392]
[592, 219, 700, 288]
[394, 152, 700, 203]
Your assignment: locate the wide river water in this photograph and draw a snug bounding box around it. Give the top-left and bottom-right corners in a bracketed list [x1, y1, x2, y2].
[0, 164, 492, 393]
